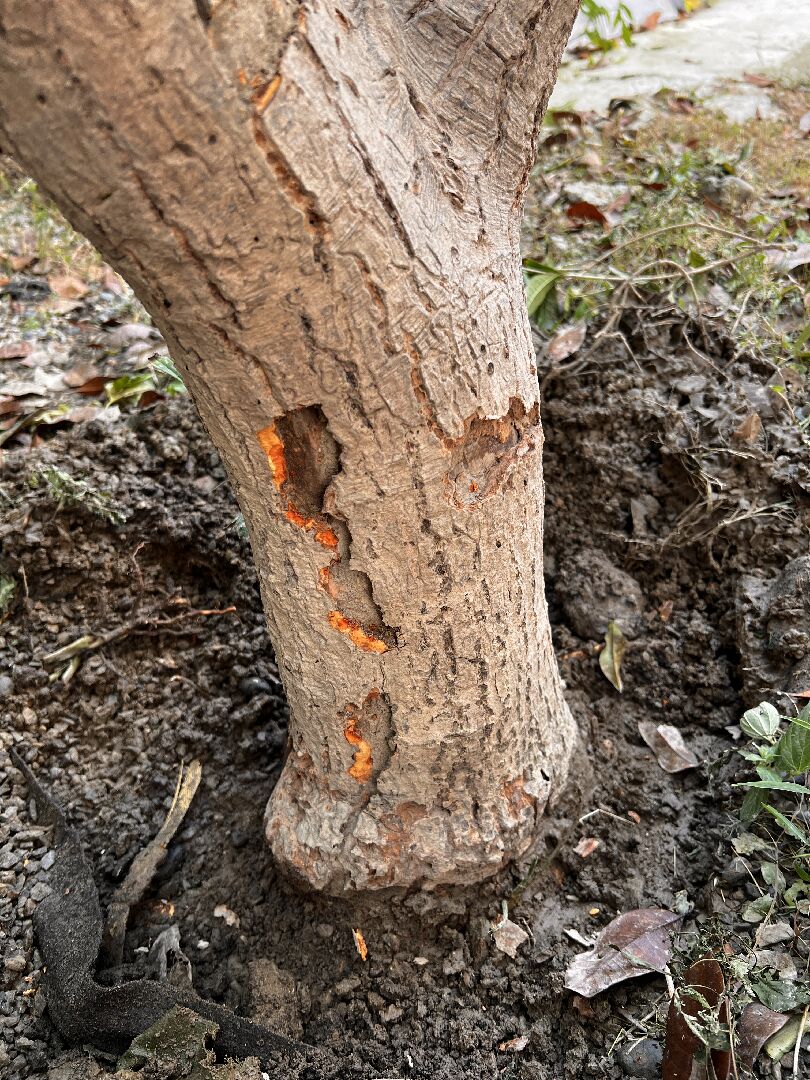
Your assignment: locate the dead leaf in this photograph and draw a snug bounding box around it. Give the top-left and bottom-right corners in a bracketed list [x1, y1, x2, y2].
[638, 722, 699, 773]
[765, 244, 810, 272]
[62, 363, 100, 388]
[642, 11, 661, 30]
[574, 837, 600, 858]
[352, 928, 368, 961]
[547, 324, 586, 362]
[2, 379, 46, 398]
[733, 413, 762, 443]
[743, 72, 774, 87]
[564, 907, 680, 998]
[213, 904, 240, 928]
[578, 148, 603, 174]
[599, 621, 626, 692]
[8, 253, 36, 272]
[498, 1035, 529, 1052]
[48, 272, 89, 300]
[0, 341, 31, 360]
[491, 913, 529, 958]
[662, 957, 730, 1080]
[0, 397, 23, 417]
[66, 405, 102, 424]
[105, 322, 159, 347]
[566, 200, 609, 229]
[76, 376, 107, 396]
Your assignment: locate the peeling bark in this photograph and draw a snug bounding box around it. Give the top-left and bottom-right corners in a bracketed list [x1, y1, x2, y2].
[0, 0, 579, 892]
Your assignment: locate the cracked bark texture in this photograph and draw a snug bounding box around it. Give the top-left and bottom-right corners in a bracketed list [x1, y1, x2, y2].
[0, 0, 579, 892]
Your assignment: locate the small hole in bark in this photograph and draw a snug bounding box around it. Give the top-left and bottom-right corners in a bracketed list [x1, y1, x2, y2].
[36, 93, 47, 105]
[495, 540, 502, 548]
[208, 133, 218, 145]
[487, 362, 494, 375]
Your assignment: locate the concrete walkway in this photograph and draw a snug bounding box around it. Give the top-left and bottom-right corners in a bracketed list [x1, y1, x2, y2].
[552, 0, 810, 117]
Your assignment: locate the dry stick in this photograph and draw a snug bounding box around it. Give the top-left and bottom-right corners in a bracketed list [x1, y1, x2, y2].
[578, 220, 794, 272]
[43, 602, 237, 678]
[101, 759, 203, 969]
[793, 1005, 808, 1079]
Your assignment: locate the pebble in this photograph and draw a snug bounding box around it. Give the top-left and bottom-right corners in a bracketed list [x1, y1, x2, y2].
[616, 1038, 663, 1079]
[3, 955, 26, 973]
[0, 675, 12, 697]
[239, 676, 271, 699]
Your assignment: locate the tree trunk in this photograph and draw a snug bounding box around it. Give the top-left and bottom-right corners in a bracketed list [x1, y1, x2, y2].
[0, 0, 579, 893]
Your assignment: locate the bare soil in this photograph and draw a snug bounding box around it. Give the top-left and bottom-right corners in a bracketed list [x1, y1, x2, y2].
[2, 275, 808, 1078]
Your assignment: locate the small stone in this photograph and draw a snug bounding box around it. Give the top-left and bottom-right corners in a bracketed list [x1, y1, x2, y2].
[4, 955, 26, 973]
[616, 1038, 663, 1079]
[239, 676, 271, 699]
[28, 882, 51, 902]
[0, 676, 12, 698]
[381, 1004, 403, 1023]
[442, 948, 466, 976]
[40, 851, 55, 871]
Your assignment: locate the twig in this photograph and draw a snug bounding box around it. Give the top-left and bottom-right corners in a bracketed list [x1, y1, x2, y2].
[42, 600, 237, 680]
[793, 1005, 808, 1079]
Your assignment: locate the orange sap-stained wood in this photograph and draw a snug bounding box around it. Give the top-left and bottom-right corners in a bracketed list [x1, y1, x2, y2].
[284, 504, 339, 548]
[256, 424, 287, 489]
[253, 74, 282, 114]
[328, 611, 388, 653]
[344, 714, 373, 782]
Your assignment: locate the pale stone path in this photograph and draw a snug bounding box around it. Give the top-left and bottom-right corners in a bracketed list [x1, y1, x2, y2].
[554, 0, 810, 118]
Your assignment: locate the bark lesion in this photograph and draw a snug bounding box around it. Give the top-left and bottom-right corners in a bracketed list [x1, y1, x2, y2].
[256, 404, 397, 651]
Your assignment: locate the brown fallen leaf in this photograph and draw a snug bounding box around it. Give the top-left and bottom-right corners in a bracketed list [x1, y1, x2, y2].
[566, 200, 609, 229]
[642, 11, 661, 30]
[352, 927, 368, 961]
[766, 243, 810, 272]
[0, 397, 23, 417]
[63, 363, 100, 388]
[0, 341, 31, 360]
[8, 253, 36, 272]
[733, 412, 762, 443]
[547, 324, 586, 362]
[736, 1002, 790, 1070]
[564, 907, 680, 998]
[662, 957, 730, 1080]
[638, 722, 698, 773]
[48, 272, 89, 299]
[76, 376, 107, 396]
[599, 621, 626, 693]
[574, 837, 600, 858]
[743, 72, 774, 87]
[66, 405, 102, 424]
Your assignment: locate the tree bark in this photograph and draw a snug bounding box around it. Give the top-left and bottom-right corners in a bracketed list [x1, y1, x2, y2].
[0, 0, 579, 893]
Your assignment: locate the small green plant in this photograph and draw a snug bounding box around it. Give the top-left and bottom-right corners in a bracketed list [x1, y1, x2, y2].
[735, 700, 810, 913]
[579, 0, 633, 52]
[32, 465, 126, 525]
[0, 575, 15, 616]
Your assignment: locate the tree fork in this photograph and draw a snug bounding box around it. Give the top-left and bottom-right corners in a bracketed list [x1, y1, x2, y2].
[0, 0, 580, 892]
